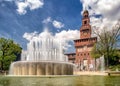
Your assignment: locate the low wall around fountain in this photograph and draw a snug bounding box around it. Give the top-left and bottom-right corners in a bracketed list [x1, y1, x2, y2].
[10, 61, 74, 75]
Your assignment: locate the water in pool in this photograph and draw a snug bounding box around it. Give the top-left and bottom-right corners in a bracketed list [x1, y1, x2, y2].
[0, 75, 120, 86]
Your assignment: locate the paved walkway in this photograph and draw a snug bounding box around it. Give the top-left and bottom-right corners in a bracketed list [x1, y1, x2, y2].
[74, 71, 108, 76]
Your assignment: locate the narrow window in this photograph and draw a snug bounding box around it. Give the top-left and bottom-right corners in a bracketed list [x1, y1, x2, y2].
[84, 21, 87, 25]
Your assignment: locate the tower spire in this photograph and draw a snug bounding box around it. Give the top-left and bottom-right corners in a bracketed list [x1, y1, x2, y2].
[80, 10, 91, 39]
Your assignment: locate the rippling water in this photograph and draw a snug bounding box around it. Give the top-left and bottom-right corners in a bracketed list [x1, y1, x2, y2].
[0, 75, 120, 86]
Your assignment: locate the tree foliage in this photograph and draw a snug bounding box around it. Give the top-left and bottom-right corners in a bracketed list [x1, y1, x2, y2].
[91, 44, 101, 59]
[0, 38, 22, 71]
[92, 20, 120, 68]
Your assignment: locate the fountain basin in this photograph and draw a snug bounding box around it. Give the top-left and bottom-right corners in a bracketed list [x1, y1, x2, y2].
[10, 61, 74, 75]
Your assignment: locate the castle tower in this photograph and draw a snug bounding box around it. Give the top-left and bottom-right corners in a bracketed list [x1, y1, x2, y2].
[74, 10, 97, 71]
[80, 10, 91, 39]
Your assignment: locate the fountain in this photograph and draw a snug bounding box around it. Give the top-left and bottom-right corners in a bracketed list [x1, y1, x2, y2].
[9, 30, 74, 75]
[100, 55, 105, 72]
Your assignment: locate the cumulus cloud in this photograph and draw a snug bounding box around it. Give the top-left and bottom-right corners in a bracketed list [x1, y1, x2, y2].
[42, 17, 52, 24]
[55, 29, 79, 49]
[15, 0, 44, 15]
[42, 17, 64, 29]
[23, 31, 38, 40]
[55, 30, 79, 41]
[52, 20, 64, 29]
[80, 0, 120, 31]
[16, 2, 28, 14]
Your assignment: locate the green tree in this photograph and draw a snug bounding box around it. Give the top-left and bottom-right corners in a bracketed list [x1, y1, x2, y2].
[92, 20, 120, 69]
[109, 50, 120, 65]
[0, 38, 22, 71]
[91, 44, 101, 59]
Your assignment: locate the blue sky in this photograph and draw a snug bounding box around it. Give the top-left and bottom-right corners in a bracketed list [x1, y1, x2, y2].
[0, 0, 120, 53]
[0, 0, 82, 52]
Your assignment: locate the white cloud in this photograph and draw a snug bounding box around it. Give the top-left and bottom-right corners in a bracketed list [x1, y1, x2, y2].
[16, 2, 28, 14]
[80, 0, 120, 31]
[16, 0, 44, 15]
[42, 17, 64, 29]
[55, 29, 79, 40]
[52, 20, 64, 29]
[42, 17, 52, 24]
[23, 31, 38, 40]
[55, 29, 79, 48]
[27, 0, 44, 10]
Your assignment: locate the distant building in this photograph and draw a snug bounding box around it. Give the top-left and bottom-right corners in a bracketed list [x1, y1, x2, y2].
[64, 53, 76, 64]
[74, 10, 97, 71]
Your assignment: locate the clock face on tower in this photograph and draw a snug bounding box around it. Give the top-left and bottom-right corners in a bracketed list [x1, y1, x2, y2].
[83, 32, 87, 36]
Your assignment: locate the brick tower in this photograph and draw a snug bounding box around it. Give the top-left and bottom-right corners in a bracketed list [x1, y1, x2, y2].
[74, 10, 97, 71]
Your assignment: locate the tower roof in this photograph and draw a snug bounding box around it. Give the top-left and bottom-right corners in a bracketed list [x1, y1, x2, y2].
[83, 10, 88, 14]
[83, 10, 89, 15]
[83, 10, 89, 18]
